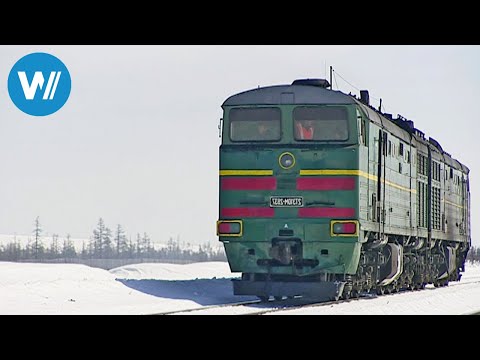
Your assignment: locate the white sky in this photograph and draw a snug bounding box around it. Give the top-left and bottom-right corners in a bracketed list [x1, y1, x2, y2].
[0, 45, 478, 246]
[0, 261, 478, 314]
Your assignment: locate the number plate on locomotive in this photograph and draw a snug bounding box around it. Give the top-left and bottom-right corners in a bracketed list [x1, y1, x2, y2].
[270, 196, 304, 207]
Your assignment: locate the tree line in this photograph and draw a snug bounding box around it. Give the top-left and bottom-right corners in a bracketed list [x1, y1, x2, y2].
[3, 217, 477, 264]
[466, 246, 480, 263]
[0, 217, 226, 262]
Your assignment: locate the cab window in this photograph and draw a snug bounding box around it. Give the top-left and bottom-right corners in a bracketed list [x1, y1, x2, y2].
[293, 106, 349, 141]
[229, 107, 281, 142]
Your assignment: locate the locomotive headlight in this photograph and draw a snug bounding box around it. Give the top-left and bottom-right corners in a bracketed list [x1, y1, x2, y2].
[217, 220, 243, 237]
[331, 220, 358, 236]
[279, 152, 295, 170]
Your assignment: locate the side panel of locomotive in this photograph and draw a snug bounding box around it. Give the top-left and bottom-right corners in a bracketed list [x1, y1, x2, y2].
[356, 100, 470, 247]
[356, 100, 470, 288]
[356, 104, 417, 238]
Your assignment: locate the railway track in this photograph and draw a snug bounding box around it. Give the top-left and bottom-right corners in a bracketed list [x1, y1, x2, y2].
[153, 299, 262, 315]
[155, 295, 378, 315]
[244, 279, 480, 315]
[153, 292, 379, 315]
[152, 278, 480, 315]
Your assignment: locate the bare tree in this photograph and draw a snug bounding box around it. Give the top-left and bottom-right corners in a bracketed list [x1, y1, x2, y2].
[127, 235, 135, 258]
[142, 232, 153, 257]
[92, 218, 113, 258]
[62, 234, 76, 258]
[136, 233, 142, 257]
[115, 224, 128, 257]
[33, 216, 42, 259]
[50, 233, 59, 258]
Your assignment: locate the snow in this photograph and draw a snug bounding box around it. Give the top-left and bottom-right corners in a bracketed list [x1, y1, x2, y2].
[0, 260, 479, 315]
[0, 261, 252, 314]
[109, 262, 232, 281]
[272, 263, 480, 315]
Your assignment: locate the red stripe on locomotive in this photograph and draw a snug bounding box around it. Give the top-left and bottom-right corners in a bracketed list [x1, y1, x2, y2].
[221, 208, 275, 218]
[297, 177, 355, 191]
[298, 207, 355, 218]
[221, 177, 277, 190]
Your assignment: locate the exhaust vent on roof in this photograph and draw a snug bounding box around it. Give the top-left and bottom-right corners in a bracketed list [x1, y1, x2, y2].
[360, 90, 370, 105]
[292, 79, 331, 88]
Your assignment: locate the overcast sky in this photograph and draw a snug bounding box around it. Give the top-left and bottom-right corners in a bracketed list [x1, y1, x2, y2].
[0, 45, 478, 246]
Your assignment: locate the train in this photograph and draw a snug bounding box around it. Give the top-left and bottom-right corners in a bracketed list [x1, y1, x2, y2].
[217, 78, 471, 301]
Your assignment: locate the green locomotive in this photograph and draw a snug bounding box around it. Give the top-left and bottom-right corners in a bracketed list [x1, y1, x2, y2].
[217, 79, 470, 301]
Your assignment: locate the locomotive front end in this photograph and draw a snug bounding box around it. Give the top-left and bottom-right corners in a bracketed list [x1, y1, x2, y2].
[217, 81, 363, 300]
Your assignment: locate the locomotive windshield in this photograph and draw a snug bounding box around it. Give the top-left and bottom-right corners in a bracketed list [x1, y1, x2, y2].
[229, 107, 281, 142]
[293, 106, 349, 141]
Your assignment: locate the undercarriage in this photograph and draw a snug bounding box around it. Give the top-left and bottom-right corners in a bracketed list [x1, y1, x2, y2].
[233, 236, 469, 301]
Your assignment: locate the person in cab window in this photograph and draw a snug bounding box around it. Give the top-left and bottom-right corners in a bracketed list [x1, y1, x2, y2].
[296, 120, 314, 140]
[257, 122, 275, 139]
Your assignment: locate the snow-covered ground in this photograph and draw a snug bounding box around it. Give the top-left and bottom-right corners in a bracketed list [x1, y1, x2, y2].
[0, 260, 479, 315]
[0, 261, 252, 314]
[273, 264, 480, 315]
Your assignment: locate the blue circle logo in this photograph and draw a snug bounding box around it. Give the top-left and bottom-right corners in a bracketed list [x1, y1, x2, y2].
[8, 52, 71, 116]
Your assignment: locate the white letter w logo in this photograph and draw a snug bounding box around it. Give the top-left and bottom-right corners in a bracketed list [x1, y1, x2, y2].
[17, 71, 62, 100]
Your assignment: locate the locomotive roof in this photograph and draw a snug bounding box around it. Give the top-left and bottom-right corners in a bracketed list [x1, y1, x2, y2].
[222, 84, 356, 106]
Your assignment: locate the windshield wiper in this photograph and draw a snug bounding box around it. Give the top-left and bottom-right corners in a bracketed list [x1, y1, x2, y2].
[240, 200, 269, 206]
[306, 200, 335, 206]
